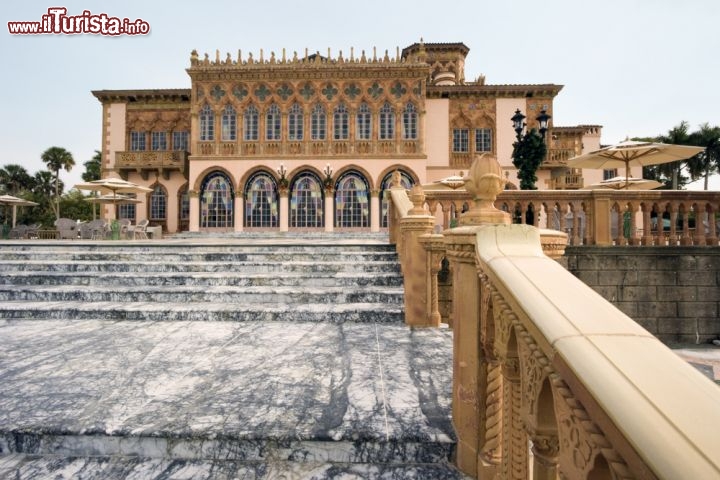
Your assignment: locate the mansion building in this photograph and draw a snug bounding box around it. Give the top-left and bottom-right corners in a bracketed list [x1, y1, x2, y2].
[92, 41, 603, 234]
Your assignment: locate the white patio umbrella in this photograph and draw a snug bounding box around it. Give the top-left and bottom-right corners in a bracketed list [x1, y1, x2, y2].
[586, 176, 663, 190]
[0, 194, 39, 227]
[84, 194, 142, 220]
[568, 140, 704, 188]
[74, 178, 151, 218]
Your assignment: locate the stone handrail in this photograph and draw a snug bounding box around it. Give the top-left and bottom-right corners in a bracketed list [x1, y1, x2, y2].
[423, 189, 720, 246]
[445, 224, 720, 479]
[386, 154, 720, 478]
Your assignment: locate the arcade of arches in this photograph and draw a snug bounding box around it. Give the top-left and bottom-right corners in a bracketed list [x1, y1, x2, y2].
[188, 167, 415, 231]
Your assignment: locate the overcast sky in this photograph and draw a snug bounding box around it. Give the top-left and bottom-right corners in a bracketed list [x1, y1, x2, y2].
[1, 0, 718, 189]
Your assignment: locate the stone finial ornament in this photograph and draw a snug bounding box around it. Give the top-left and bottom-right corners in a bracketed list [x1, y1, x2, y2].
[460, 153, 511, 225]
[408, 185, 428, 215]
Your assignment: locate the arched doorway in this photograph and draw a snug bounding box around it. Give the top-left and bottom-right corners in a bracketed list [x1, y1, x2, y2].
[200, 171, 234, 230]
[290, 171, 324, 229]
[335, 171, 370, 228]
[380, 170, 414, 228]
[244, 171, 278, 229]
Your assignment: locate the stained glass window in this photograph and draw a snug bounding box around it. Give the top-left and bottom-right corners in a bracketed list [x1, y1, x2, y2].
[245, 172, 278, 228]
[335, 172, 369, 228]
[200, 171, 234, 229]
[290, 173, 323, 228]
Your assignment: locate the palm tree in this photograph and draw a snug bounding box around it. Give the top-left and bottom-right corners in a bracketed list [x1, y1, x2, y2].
[82, 150, 102, 182]
[0, 164, 34, 195]
[687, 123, 720, 190]
[41, 146, 75, 220]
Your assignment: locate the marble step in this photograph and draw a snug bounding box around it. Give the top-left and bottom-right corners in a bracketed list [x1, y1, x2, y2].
[0, 454, 470, 480]
[0, 260, 400, 274]
[0, 285, 404, 305]
[0, 271, 403, 288]
[0, 301, 404, 322]
[0, 320, 462, 478]
[0, 250, 399, 263]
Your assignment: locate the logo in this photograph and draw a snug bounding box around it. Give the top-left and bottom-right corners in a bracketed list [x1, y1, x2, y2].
[8, 7, 150, 36]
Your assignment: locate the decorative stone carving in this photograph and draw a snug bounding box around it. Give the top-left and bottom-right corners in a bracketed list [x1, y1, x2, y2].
[461, 154, 511, 226]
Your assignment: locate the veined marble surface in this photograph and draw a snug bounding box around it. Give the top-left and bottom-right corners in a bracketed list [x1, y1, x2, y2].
[0, 319, 458, 473]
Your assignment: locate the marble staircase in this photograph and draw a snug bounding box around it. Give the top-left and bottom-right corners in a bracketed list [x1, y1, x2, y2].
[0, 237, 468, 479]
[0, 241, 404, 323]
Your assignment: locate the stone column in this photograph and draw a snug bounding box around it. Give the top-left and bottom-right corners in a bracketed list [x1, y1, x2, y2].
[324, 187, 334, 232]
[279, 187, 289, 232]
[234, 191, 243, 232]
[418, 233, 445, 327]
[399, 186, 435, 326]
[189, 190, 200, 232]
[370, 189, 380, 232]
[443, 153, 511, 478]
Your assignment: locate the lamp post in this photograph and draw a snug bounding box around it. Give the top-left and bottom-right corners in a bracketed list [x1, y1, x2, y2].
[323, 163, 333, 189]
[510, 108, 551, 190]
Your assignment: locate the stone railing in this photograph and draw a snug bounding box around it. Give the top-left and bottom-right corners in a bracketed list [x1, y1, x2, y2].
[423, 188, 720, 246]
[387, 154, 720, 479]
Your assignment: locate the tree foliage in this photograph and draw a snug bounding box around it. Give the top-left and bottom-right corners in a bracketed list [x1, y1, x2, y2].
[41, 146, 75, 220]
[642, 121, 720, 190]
[512, 129, 547, 190]
[82, 150, 102, 182]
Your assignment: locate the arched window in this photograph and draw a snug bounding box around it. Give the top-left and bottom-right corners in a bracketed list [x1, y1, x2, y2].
[379, 102, 395, 140]
[244, 171, 278, 228]
[149, 184, 167, 221]
[266, 104, 281, 141]
[288, 103, 304, 140]
[199, 104, 214, 141]
[221, 105, 236, 141]
[356, 103, 371, 140]
[290, 172, 323, 228]
[402, 102, 417, 140]
[335, 172, 370, 228]
[243, 105, 259, 141]
[380, 170, 414, 227]
[200, 171, 234, 229]
[311, 104, 326, 140]
[333, 104, 349, 140]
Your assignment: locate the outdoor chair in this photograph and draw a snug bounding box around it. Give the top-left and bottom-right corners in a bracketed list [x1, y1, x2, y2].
[80, 219, 108, 239]
[8, 225, 27, 239]
[119, 219, 132, 239]
[133, 219, 149, 240]
[55, 218, 78, 240]
[25, 223, 40, 239]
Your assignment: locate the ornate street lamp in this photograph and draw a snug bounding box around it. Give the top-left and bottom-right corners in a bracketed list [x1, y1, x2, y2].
[511, 109, 526, 140]
[276, 163, 288, 189]
[536, 109, 551, 139]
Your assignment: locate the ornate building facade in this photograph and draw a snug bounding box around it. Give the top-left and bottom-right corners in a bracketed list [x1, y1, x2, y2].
[92, 41, 602, 234]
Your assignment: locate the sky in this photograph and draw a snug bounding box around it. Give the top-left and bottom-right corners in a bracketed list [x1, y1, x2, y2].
[1, 0, 718, 190]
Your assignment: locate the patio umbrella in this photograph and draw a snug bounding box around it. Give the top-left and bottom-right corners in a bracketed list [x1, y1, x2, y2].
[586, 176, 663, 190]
[567, 140, 704, 188]
[74, 178, 151, 218]
[0, 194, 39, 227]
[85, 194, 142, 220]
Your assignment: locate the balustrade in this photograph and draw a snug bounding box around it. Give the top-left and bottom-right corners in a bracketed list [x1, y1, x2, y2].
[386, 154, 720, 479]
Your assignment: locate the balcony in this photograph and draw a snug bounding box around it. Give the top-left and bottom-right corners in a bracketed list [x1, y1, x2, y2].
[115, 150, 188, 180]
